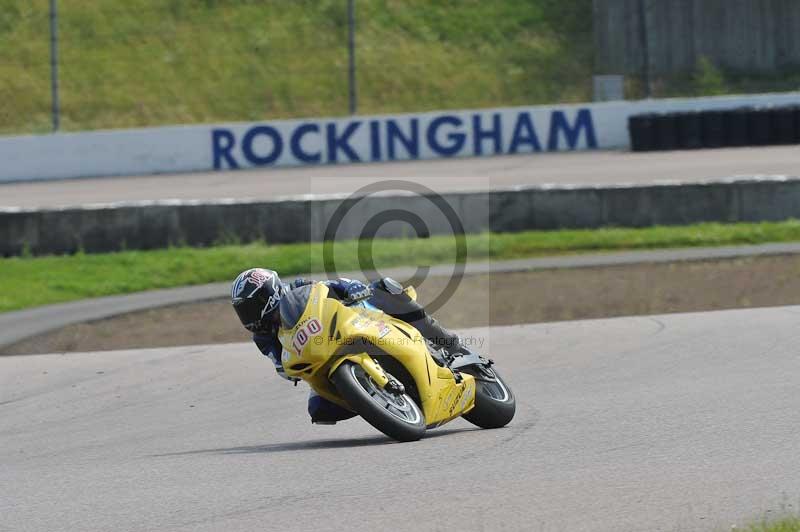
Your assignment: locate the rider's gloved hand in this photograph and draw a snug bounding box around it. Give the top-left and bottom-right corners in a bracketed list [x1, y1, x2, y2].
[330, 278, 372, 302]
[290, 278, 313, 289]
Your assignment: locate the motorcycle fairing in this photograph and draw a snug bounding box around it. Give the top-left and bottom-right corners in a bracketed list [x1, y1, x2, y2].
[277, 283, 476, 427]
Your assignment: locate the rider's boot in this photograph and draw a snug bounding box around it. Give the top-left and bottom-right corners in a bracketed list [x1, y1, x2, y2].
[308, 390, 357, 425]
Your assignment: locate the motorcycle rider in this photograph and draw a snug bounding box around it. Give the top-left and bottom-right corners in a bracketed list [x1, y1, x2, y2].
[230, 268, 472, 424]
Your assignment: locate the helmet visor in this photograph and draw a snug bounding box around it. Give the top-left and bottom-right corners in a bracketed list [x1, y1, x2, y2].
[233, 296, 267, 331]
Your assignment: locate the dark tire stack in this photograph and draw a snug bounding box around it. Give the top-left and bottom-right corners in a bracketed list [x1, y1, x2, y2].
[629, 105, 800, 152]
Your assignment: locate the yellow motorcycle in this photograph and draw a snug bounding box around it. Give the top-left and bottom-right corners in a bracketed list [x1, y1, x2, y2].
[277, 282, 515, 442]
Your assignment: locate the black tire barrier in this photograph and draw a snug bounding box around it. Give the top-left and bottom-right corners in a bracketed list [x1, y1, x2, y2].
[652, 113, 678, 151]
[770, 106, 797, 145]
[701, 110, 726, 148]
[629, 104, 800, 152]
[677, 112, 703, 149]
[794, 107, 800, 143]
[726, 108, 751, 147]
[748, 108, 772, 146]
[629, 114, 656, 152]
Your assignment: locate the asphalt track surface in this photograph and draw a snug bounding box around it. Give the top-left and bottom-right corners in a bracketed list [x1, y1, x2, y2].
[3, 306, 800, 531]
[2, 145, 799, 208]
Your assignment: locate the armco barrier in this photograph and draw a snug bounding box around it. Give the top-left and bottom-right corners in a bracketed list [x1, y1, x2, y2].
[3, 176, 800, 257]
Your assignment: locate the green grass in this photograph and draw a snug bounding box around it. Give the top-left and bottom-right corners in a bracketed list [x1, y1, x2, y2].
[0, 0, 593, 135]
[742, 516, 800, 532]
[4, 2, 799, 135]
[3, 220, 800, 313]
[653, 57, 800, 100]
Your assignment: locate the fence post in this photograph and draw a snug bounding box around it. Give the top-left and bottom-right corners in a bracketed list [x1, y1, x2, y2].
[637, 0, 651, 98]
[49, 0, 60, 131]
[347, 0, 357, 114]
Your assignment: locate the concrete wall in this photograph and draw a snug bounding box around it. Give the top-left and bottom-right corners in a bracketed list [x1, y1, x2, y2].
[4, 93, 800, 184]
[594, 0, 800, 76]
[3, 176, 800, 257]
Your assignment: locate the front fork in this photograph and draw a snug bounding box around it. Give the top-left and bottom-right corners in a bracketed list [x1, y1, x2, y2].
[328, 354, 406, 394]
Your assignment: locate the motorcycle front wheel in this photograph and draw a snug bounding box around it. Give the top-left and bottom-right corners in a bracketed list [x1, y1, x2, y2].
[332, 361, 426, 442]
[461, 366, 516, 429]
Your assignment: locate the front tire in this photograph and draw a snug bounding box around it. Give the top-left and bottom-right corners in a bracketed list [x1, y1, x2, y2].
[332, 361, 426, 442]
[461, 366, 516, 429]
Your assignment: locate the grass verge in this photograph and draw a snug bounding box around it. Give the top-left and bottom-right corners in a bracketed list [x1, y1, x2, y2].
[3, 220, 800, 313]
[742, 516, 800, 532]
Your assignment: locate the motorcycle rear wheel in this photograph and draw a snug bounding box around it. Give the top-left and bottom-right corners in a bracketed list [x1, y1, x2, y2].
[332, 361, 426, 442]
[461, 366, 516, 429]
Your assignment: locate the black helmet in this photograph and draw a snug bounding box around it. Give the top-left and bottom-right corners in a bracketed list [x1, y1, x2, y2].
[231, 268, 285, 333]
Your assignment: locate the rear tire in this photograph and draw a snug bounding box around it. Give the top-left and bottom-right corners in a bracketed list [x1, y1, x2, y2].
[461, 366, 516, 429]
[332, 361, 426, 442]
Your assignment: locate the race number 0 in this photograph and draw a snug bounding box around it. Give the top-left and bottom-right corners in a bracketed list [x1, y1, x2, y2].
[292, 318, 322, 352]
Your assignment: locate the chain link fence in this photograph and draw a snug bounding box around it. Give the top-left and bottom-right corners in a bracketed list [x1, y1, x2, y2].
[0, 1, 593, 136]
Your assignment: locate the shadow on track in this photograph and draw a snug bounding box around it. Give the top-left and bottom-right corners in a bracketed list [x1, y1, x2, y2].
[153, 427, 482, 457]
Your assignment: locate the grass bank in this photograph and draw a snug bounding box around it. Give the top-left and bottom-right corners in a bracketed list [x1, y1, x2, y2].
[3, 220, 800, 313]
[5, 1, 798, 135]
[0, 0, 592, 134]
